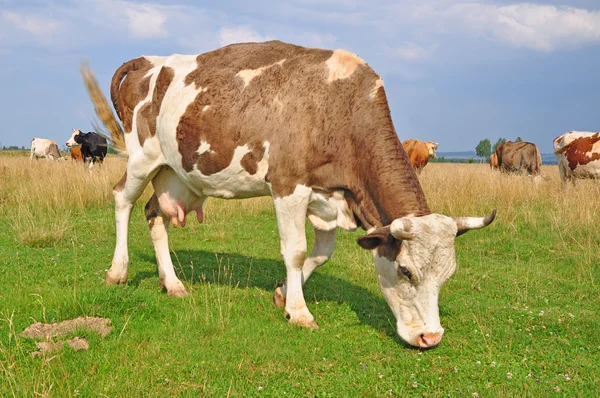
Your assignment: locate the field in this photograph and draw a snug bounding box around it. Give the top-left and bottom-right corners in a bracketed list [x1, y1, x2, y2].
[1, 154, 599, 396]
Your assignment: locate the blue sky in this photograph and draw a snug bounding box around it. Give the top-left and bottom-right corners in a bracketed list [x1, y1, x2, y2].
[0, 0, 599, 153]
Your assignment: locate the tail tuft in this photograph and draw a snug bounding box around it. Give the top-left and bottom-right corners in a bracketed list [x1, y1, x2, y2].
[80, 61, 126, 153]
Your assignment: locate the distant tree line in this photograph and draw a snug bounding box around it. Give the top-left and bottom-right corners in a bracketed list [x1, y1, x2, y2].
[475, 137, 522, 159]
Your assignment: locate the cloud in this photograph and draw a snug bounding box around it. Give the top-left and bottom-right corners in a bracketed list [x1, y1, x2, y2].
[217, 26, 273, 47]
[0, 11, 63, 46]
[387, 42, 438, 61]
[424, 3, 600, 51]
[123, 3, 169, 39]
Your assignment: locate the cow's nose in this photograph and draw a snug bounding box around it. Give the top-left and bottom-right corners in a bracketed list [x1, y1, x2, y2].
[417, 332, 443, 348]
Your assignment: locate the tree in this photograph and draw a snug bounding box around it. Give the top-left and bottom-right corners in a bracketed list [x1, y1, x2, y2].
[516, 137, 523, 142]
[494, 138, 506, 150]
[475, 139, 492, 159]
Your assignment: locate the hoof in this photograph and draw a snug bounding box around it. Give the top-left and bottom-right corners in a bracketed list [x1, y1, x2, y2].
[273, 287, 286, 309]
[290, 319, 319, 329]
[167, 288, 189, 298]
[105, 271, 127, 285]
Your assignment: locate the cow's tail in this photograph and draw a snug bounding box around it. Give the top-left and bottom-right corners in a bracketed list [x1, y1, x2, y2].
[80, 61, 126, 153]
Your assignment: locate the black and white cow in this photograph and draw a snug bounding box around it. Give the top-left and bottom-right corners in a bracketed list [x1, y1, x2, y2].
[66, 129, 108, 168]
[82, 41, 496, 348]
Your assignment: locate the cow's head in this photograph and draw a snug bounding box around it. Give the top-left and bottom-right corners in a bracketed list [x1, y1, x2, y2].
[425, 142, 439, 159]
[66, 129, 83, 147]
[357, 210, 496, 348]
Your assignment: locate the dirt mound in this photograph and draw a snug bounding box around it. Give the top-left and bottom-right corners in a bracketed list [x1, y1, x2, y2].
[31, 337, 90, 357]
[21, 316, 113, 357]
[21, 316, 113, 339]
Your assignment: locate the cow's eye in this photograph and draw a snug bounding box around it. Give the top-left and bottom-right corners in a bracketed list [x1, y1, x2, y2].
[399, 266, 412, 281]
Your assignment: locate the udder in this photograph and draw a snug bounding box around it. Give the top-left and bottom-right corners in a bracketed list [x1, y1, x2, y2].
[152, 166, 205, 228]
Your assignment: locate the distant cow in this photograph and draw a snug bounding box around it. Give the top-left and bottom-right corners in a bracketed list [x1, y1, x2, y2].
[66, 129, 107, 168]
[71, 146, 83, 161]
[402, 139, 439, 173]
[554, 131, 600, 182]
[30, 138, 61, 160]
[490, 153, 498, 169]
[496, 141, 541, 175]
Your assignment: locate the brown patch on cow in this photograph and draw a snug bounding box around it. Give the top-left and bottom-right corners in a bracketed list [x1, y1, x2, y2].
[137, 67, 175, 146]
[114, 171, 127, 192]
[31, 337, 89, 357]
[564, 133, 600, 170]
[377, 232, 402, 262]
[110, 57, 154, 134]
[240, 143, 266, 175]
[21, 317, 113, 339]
[496, 141, 542, 175]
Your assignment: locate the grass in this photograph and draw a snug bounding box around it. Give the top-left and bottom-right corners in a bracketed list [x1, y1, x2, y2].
[0, 154, 599, 396]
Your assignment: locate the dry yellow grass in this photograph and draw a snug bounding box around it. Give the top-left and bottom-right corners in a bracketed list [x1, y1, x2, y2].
[1, 154, 598, 247]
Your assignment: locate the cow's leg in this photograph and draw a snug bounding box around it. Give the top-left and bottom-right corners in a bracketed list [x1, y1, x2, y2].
[144, 193, 187, 297]
[273, 185, 317, 328]
[273, 227, 336, 309]
[107, 169, 156, 285]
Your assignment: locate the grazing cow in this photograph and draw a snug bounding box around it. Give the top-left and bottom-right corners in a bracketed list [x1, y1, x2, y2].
[30, 138, 61, 160]
[553, 131, 600, 182]
[490, 153, 498, 169]
[82, 41, 495, 348]
[70, 146, 83, 161]
[496, 141, 541, 175]
[66, 129, 107, 168]
[402, 139, 439, 173]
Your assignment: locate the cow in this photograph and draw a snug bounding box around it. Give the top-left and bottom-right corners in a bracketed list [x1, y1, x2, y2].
[30, 138, 61, 160]
[553, 131, 600, 182]
[70, 146, 83, 161]
[66, 129, 107, 168]
[495, 141, 541, 175]
[81, 41, 495, 348]
[402, 139, 439, 173]
[490, 153, 498, 169]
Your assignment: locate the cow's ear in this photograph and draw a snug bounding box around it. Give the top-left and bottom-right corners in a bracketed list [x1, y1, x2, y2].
[357, 226, 391, 250]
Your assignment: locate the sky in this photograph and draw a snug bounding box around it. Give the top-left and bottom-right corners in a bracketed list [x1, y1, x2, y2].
[0, 0, 599, 153]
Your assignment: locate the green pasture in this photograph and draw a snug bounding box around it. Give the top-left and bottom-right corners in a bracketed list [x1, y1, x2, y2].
[0, 162, 599, 396]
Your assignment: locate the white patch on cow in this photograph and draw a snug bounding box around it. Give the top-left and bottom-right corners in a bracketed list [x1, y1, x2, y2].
[236, 59, 286, 88]
[202, 105, 210, 112]
[326, 50, 364, 83]
[307, 190, 357, 231]
[195, 141, 213, 155]
[187, 142, 271, 198]
[371, 213, 457, 347]
[369, 78, 383, 100]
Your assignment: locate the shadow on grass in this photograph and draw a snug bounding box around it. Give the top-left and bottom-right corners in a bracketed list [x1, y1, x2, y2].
[135, 249, 398, 340]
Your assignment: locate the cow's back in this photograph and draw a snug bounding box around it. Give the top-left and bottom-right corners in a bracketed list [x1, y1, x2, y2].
[554, 132, 600, 180]
[497, 141, 541, 175]
[113, 41, 390, 198]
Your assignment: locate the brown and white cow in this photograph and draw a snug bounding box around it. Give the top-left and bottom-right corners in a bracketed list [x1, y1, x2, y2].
[402, 139, 439, 173]
[490, 153, 498, 169]
[495, 141, 542, 175]
[82, 41, 495, 348]
[553, 131, 600, 182]
[30, 138, 61, 160]
[70, 145, 83, 161]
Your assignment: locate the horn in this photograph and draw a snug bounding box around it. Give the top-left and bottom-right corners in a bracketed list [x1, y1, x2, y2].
[390, 218, 416, 240]
[454, 209, 497, 236]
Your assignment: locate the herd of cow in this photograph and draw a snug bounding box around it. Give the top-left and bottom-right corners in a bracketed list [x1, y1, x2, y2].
[29, 129, 108, 168]
[402, 132, 600, 183]
[22, 41, 598, 349]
